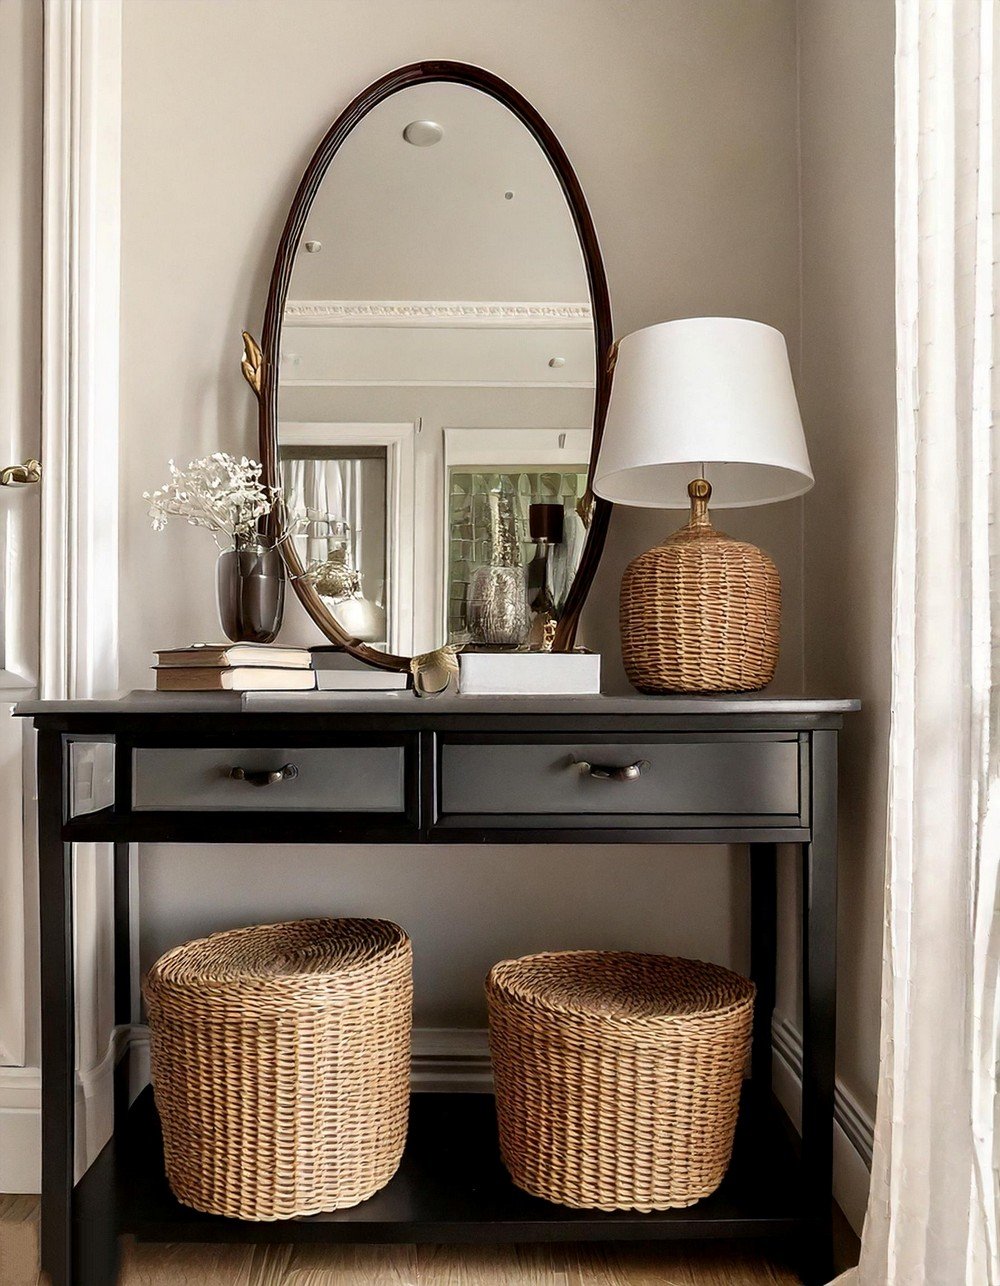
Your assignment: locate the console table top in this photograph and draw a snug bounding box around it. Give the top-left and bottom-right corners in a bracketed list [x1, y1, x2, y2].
[16, 689, 861, 717]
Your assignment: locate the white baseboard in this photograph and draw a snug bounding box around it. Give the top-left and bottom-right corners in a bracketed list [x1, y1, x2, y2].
[2, 1021, 874, 1235]
[123, 1025, 496, 1098]
[0, 1026, 129, 1192]
[411, 1027, 493, 1092]
[0, 1024, 495, 1189]
[771, 1014, 874, 1236]
[0, 1064, 41, 1192]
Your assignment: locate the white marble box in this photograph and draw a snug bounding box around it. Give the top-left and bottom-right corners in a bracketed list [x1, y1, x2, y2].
[457, 651, 601, 696]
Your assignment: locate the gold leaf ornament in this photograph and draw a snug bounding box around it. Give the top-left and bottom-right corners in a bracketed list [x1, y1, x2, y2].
[410, 645, 462, 698]
[241, 331, 264, 398]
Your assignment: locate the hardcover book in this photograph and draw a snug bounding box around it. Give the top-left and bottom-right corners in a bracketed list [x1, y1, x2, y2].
[155, 666, 316, 692]
[155, 643, 312, 669]
[315, 670, 409, 691]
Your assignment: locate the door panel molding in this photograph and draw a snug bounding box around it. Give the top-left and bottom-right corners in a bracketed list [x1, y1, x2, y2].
[40, 0, 121, 703]
[0, 0, 122, 1189]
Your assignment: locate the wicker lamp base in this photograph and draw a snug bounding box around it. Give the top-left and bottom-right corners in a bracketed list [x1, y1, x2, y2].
[620, 479, 780, 694]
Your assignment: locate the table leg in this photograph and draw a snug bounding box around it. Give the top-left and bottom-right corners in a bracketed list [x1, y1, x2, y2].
[37, 729, 74, 1286]
[749, 841, 777, 1102]
[113, 842, 132, 1028]
[799, 729, 839, 1284]
[113, 841, 132, 1132]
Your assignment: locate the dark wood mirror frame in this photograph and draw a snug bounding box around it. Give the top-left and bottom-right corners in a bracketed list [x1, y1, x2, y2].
[250, 61, 614, 672]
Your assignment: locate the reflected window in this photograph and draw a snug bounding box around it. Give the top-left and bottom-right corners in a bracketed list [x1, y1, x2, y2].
[280, 445, 389, 648]
[447, 466, 587, 643]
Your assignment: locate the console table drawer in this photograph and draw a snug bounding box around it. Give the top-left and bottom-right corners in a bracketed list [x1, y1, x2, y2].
[132, 745, 406, 812]
[439, 737, 801, 821]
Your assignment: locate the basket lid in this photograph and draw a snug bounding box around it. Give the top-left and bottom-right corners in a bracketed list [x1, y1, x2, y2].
[488, 951, 753, 1023]
[145, 917, 409, 992]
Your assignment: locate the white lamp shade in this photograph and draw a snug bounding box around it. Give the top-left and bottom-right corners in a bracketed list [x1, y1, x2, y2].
[593, 317, 814, 509]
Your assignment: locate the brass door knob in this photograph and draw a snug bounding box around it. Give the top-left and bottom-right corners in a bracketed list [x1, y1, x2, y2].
[0, 459, 41, 487]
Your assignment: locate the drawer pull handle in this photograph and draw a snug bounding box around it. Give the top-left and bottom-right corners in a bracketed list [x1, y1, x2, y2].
[228, 764, 299, 787]
[576, 758, 650, 782]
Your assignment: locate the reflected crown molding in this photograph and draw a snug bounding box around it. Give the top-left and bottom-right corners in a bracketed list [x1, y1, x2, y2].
[283, 299, 594, 329]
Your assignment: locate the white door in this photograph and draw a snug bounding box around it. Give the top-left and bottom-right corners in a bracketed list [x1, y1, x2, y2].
[0, 0, 121, 1194]
[0, 461, 40, 1072]
[0, 0, 42, 1082]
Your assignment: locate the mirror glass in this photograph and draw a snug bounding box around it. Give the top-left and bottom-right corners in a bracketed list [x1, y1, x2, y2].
[277, 82, 596, 656]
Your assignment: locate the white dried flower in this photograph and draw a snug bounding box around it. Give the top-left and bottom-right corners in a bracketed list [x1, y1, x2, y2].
[143, 453, 279, 549]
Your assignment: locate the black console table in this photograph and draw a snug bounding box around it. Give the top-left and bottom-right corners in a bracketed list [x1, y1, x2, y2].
[18, 690, 858, 1286]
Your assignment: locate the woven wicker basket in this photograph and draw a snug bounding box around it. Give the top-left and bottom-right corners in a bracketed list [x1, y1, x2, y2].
[620, 479, 780, 694]
[487, 951, 754, 1212]
[142, 918, 412, 1220]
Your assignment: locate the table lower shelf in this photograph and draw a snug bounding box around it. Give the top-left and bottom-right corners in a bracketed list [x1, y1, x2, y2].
[78, 1087, 808, 1247]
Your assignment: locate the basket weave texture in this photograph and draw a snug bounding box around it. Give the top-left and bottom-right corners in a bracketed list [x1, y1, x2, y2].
[487, 952, 754, 1212]
[142, 918, 412, 1220]
[620, 517, 781, 694]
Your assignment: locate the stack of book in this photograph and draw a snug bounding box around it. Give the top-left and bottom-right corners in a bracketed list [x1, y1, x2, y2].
[154, 643, 316, 691]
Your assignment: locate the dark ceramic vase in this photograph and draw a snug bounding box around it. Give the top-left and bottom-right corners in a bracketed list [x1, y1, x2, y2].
[216, 540, 285, 643]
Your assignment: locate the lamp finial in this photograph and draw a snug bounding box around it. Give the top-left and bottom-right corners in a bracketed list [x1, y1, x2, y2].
[687, 476, 712, 527]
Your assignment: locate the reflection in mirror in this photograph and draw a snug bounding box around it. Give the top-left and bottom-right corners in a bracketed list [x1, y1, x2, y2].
[280, 445, 387, 644]
[275, 80, 596, 657]
[444, 427, 591, 650]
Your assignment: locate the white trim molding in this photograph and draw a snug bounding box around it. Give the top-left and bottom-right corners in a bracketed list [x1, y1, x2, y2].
[40, 0, 120, 703]
[283, 300, 594, 329]
[0, 1026, 130, 1191]
[771, 1013, 874, 1237]
[0, 0, 43, 1078]
[118, 1024, 496, 1107]
[410, 1028, 493, 1094]
[0, 0, 123, 1194]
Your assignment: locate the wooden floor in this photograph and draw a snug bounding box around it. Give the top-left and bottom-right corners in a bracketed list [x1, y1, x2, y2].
[1, 1196, 805, 1285]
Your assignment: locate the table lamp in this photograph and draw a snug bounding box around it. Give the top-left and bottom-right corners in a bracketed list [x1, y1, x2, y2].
[593, 317, 813, 693]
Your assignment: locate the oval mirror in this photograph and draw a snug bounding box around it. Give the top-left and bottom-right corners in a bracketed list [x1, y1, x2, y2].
[255, 62, 613, 671]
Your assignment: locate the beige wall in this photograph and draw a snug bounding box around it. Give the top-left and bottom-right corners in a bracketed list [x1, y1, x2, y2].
[121, 0, 802, 1019]
[119, 0, 803, 690]
[797, 0, 895, 1114]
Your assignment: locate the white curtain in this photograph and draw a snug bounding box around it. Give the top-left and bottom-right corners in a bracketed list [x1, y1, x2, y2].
[284, 457, 364, 573]
[838, 3, 1000, 1283]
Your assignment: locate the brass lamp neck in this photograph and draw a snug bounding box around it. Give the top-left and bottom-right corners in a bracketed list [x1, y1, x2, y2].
[686, 477, 713, 529]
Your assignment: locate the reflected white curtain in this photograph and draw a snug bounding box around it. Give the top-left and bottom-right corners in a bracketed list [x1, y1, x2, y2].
[284, 457, 364, 573]
[838, 3, 999, 1283]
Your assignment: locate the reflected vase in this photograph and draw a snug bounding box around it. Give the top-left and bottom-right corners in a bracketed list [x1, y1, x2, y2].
[332, 592, 386, 644]
[467, 565, 530, 648]
[216, 540, 285, 644]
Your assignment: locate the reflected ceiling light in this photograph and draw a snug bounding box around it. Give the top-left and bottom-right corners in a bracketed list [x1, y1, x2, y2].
[403, 120, 444, 146]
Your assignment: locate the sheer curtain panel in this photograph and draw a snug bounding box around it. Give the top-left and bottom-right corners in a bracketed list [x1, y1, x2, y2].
[838, 2, 1000, 1283]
